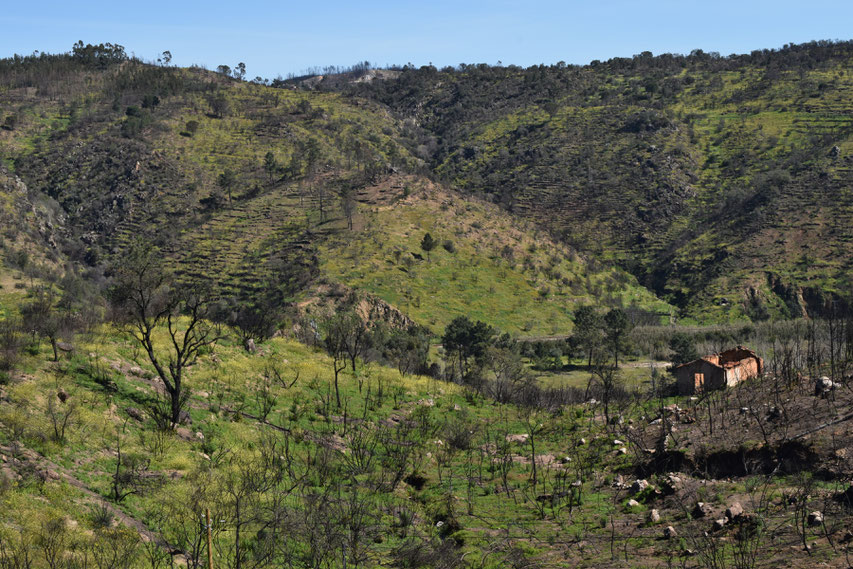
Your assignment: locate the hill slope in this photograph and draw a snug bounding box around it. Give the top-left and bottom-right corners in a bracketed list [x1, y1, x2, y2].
[330, 41, 853, 320]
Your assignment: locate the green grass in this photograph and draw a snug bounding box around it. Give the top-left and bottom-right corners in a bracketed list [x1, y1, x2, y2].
[320, 181, 673, 335]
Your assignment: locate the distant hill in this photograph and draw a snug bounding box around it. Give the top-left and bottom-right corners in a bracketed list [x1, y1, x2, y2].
[313, 40, 853, 321]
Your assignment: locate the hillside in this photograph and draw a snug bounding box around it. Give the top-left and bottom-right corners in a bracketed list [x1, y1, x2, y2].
[2, 42, 853, 569]
[330, 41, 853, 321]
[0, 49, 674, 335]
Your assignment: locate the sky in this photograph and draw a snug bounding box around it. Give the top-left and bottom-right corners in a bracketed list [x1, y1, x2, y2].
[2, 0, 852, 79]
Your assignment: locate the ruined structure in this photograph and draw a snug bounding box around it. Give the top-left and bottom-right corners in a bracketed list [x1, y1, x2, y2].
[674, 346, 763, 395]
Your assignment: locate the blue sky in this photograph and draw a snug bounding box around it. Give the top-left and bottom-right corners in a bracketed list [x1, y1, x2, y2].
[2, 1, 851, 79]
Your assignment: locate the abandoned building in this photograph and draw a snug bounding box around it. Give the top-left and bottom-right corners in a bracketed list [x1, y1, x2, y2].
[673, 346, 763, 395]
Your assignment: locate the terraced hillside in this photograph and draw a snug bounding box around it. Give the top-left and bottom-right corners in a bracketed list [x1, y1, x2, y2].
[333, 41, 853, 321]
[0, 48, 676, 335]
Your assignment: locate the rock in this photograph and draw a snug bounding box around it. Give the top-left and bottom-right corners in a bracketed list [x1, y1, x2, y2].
[561, 456, 572, 464]
[417, 398, 434, 407]
[713, 518, 728, 531]
[125, 407, 146, 422]
[129, 366, 144, 376]
[627, 499, 640, 508]
[56, 390, 68, 403]
[649, 509, 661, 524]
[612, 475, 625, 488]
[578, 438, 587, 446]
[725, 502, 743, 520]
[56, 342, 74, 352]
[739, 407, 750, 415]
[195, 431, 205, 440]
[815, 377, 834, 396]
[613, 439, 624, 446]
[830, 145, 841, 157]
[176, 427, 193, 441]
[692, 502, 711, 518]
[246, 339, 256, 353]
[807, 511, 823, 527]
[617, 447, 628, 455]
[629, 479, 650, 495]
[453, 404, 461, 411]
[178, 410, 192, 425]
[661, 473, 683, 494]
[506, 434, 529, 444]
[663, 526, 677, 539]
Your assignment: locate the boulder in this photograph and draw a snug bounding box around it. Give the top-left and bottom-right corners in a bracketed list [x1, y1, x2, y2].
[627, 499, 640, 508]
[807, 511, 823, 527]
[178, 410, 192, 425]
[505, 434, 529, 444]
[815, 377, 834, 396]
[692, 501, 711, 518]
[629, 479, 650, 495]
[663, 526, 677, 539]
[660, 473, 683, 495]
[125, 407, 146, 422]
[246, 339, 256, 353]
[56, 342, 74, 353]
[713, 518, 728, 531]
[648, 509, 661, 524]
[725, 502, 743, 520]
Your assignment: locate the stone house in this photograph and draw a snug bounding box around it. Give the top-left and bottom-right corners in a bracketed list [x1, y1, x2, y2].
[673, 346, 763, 395]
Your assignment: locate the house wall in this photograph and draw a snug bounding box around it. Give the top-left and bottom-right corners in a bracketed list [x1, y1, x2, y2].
[723, 357, 761, 387]
[675, 360, 724, 395]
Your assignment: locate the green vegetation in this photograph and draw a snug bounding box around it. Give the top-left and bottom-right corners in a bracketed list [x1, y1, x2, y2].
[1, 40, 853, 568]
[319, 180, 671, 335]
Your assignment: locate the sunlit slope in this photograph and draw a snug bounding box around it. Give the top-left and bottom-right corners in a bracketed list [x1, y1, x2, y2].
[319, 176, 673, 335]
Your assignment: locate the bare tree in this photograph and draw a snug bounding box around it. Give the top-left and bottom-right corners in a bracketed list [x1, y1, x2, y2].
[109, 244, 220, 428]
